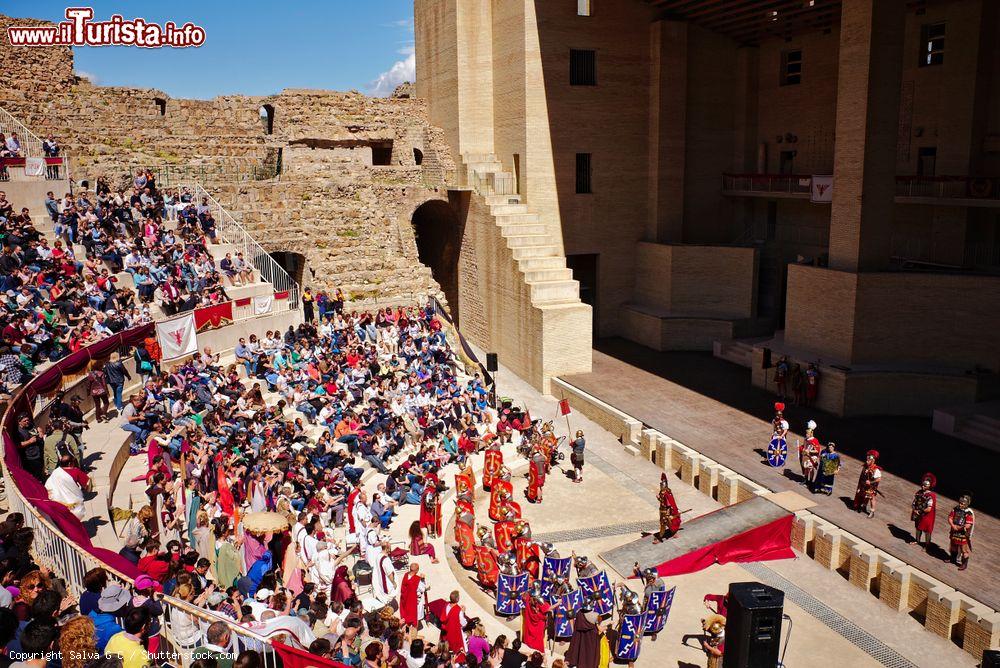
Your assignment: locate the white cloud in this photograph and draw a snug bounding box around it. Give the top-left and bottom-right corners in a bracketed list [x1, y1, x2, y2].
[75, 70, 99, 84]
[369, 52, 415, 97]
[397, 44, 415, 56]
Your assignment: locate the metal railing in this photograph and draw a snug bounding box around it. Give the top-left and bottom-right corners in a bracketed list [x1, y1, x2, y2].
[0, 106, 44, 157]
[100, 160, 278, 190]
[468, 168, 516, 197]
[185, 183, 301, 309]
[895, 175, 1000, 200]
[0, 327, 294, 668]
[722, 173, 812, 196]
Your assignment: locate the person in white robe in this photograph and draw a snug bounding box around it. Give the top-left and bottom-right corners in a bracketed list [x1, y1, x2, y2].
[365, 538, 398, 609]
[44, 464, 86, 519]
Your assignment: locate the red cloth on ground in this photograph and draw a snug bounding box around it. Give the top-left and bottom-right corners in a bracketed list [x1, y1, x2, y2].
[653, 513, 794, 577]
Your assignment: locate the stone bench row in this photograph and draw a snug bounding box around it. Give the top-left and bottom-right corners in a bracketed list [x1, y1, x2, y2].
[550, 378, 999, 660]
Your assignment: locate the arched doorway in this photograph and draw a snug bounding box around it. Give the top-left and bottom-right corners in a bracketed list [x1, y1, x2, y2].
[259, 104, 275, 135]
[268, 251, 307, 287]
[412, 199, 464, 319]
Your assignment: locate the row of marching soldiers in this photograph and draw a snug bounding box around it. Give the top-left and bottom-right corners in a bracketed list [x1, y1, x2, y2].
[450, 427, 678, 666]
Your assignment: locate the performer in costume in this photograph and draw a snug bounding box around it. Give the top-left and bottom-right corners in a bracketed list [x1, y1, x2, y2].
[655, 474, 681, 543]
[701, 614, 726, 668]
[573, 554, 600, 581]
[632, 564, 666, 640]
[798, 420, 821, 490]
[948, 494, 974, 571]
[814, 442, 841, 496]
[475, 539, 500, 590]
[477, 525, 496, 550]
[514, 523, 540, 579]
[566, 595, 601, 668]
[483, 439, 503, 492]
[399, 562, 427, 627]
[521, 581, 552, 654]
[419, 481, 442, 538]
[459, 459, 476, 498]
[495, 517, 521, 554]
[911, 473, 937, 550]
[570, 430, 586, 483]
[853, 450, 882, 518]
[441, 591, 468, 652]
[454, 510, 478, 569]
[525, 443, 547, 503]
[610, 584, 643, 667]
[772, 403, 789, 440]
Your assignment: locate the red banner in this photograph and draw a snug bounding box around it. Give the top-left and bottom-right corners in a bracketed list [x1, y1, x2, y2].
[274, 290, 289, 300]
[234, 297, 251, 307]
[653, 514, 794, 577]
[194, 301, 234, 332]
[559, 399, 571, 416]
[273, 641, 350, 668]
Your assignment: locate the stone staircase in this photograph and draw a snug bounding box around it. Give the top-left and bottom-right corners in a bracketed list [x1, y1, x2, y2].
[932, 400, 1000, 453]
[713, 339, 755, 368]
[957, 414, 1000, 450]
[463, 153, 580, 306]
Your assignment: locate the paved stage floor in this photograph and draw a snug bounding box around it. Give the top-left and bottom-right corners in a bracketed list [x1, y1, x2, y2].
[561, 340, 999, 611]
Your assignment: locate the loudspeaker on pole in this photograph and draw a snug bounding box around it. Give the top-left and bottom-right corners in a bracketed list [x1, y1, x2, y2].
[486, 352, 498, 372]
[722, 581, 784, 668]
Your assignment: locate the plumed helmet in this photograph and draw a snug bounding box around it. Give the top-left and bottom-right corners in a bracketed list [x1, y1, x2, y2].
[921, 472, 937, 488]
[806, 419, 817, 430]
[774, 402, 785, 412]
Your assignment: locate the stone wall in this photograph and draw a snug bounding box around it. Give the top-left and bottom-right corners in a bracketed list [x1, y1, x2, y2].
[1, 12, 457, 306]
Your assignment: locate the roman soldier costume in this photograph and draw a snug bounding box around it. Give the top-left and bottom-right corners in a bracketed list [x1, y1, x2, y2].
[483, 439, 503, 492]
[655, 474, 681, 543]
[798, 420, 821, 490]
[475, 539, 500, 589]
[489, 467, 521, 521]
[948, 494, 974, 571]
[521, 582, 551, 653]
[419, 481, 442, 538]
[911, 473, 937, 549]
[454, 497, 478, 569]
[525, 444, 547, 503]
[853, 450, 882, 518]
[495, 518, 521, 554]
[772, 402, 789, 439]
[574, 554, 599, 581]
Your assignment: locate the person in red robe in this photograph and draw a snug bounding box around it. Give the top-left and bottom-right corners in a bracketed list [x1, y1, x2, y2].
[521, 586, 551, 653]
[399, 563, 427, 628]
[853, 450, 882, 518]
[442, 591, 468, 652]
[420, 481, 443, 538]
[346, 485, 360, 534]
[525, 445, 546, 503]
[911, 472, 937, 550]
[654, 474, 681, 543]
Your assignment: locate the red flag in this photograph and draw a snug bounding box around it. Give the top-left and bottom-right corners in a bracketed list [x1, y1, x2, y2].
[559, 399, 571, 416]
[273, 640, 351, 668]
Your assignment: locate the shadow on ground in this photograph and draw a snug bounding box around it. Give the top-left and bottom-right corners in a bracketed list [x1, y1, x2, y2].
[594, 337, 998, 511]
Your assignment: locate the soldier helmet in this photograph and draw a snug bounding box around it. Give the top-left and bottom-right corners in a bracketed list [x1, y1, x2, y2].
[643, 567, 658, 582]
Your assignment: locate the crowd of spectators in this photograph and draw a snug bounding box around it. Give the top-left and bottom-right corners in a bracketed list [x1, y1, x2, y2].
[0, 168, 260, 398]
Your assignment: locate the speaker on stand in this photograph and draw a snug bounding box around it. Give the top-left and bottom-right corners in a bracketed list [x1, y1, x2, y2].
[486, 353, 498, 408]
[983, 649, 1000, 668]
[722, 582, 785, 668]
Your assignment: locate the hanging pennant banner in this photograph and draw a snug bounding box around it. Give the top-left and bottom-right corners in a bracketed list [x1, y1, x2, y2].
[156, 313, 197, 361]
[254, 294, 274, 315]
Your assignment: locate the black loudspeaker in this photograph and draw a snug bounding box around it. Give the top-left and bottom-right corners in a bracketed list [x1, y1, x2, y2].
[761, 347, 773, 369]
[983, 649, 1000, 668]
[486, 353, 498, 372]
[722, 582, 784, 668]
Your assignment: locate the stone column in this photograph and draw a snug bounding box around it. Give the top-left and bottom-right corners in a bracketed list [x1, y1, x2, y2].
[647, 20, 687, 243]
[828, 0, 905, 272]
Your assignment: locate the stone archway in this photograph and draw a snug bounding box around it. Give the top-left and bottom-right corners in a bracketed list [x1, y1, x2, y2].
[268, 250, 307, 287]
[412, 199, 464, 320]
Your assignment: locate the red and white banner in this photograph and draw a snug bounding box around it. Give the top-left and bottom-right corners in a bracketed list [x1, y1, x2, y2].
[156, 313, 198, 361]
[810, 175, 833, 203]
[194, 301, 234, 331]
[253, 294, 274, 315]
[24, 157, 45, 177]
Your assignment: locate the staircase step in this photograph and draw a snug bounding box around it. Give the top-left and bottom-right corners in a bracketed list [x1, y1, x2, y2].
[495, 212, 540, 225]
[529, 279, 580, 303]
[484, 194, 521, 206]
[967, 414, 1000, 432]
[512, 245, 559, 260]
[956, 424, 1000, 449]
[505, 233, 552, 248]
[523, 268, 573, 282]
[491, 203, 529, 215]
[464, 153, 497, 164]
[518, 256, 566, 270]
[500, 222, 547, 237]
[963, 417, 1000, 438]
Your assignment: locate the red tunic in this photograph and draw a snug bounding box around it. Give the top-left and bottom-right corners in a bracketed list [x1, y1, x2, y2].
[659, 488, 681, 533]
[399, 572, 424, 626]
[913, 490, 936, 533]
[419, 488, 442, 535]
[346, 488, 360, 533]
[526, 459, 544, 502]
[521, 596, 551, 652]
[443, 603, 466, 651]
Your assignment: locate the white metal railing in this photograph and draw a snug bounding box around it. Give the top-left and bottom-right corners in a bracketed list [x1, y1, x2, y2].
[468, 168, 516, 197]
[0, 106, 45, 157]
[185, 183, 301, 309]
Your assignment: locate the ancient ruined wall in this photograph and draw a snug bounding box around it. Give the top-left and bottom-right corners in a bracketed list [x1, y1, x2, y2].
[0, 13, 456, 305]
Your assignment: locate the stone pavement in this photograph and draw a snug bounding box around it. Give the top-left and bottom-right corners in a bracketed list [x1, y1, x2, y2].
[561, 343, 1000, 612]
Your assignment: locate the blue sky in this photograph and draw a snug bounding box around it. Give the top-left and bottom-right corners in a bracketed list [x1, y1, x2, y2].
[4, 0, 416, 98]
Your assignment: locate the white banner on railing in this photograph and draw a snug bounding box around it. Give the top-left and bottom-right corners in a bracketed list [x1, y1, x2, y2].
[24, 157, 45, 177]
[811, 175, 833, 203]
[253, 294, 273, 315]
[156, 313, 198, 361]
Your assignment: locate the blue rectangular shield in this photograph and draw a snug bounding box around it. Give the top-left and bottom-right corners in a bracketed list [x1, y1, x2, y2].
[613, 612, 647, 661]
[578, 571, 614, 615]
[496, 572, 528, 615]
[643, 586, 676, 634]
[553, 588, 584, 639]
[540, 556, 572, 602]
